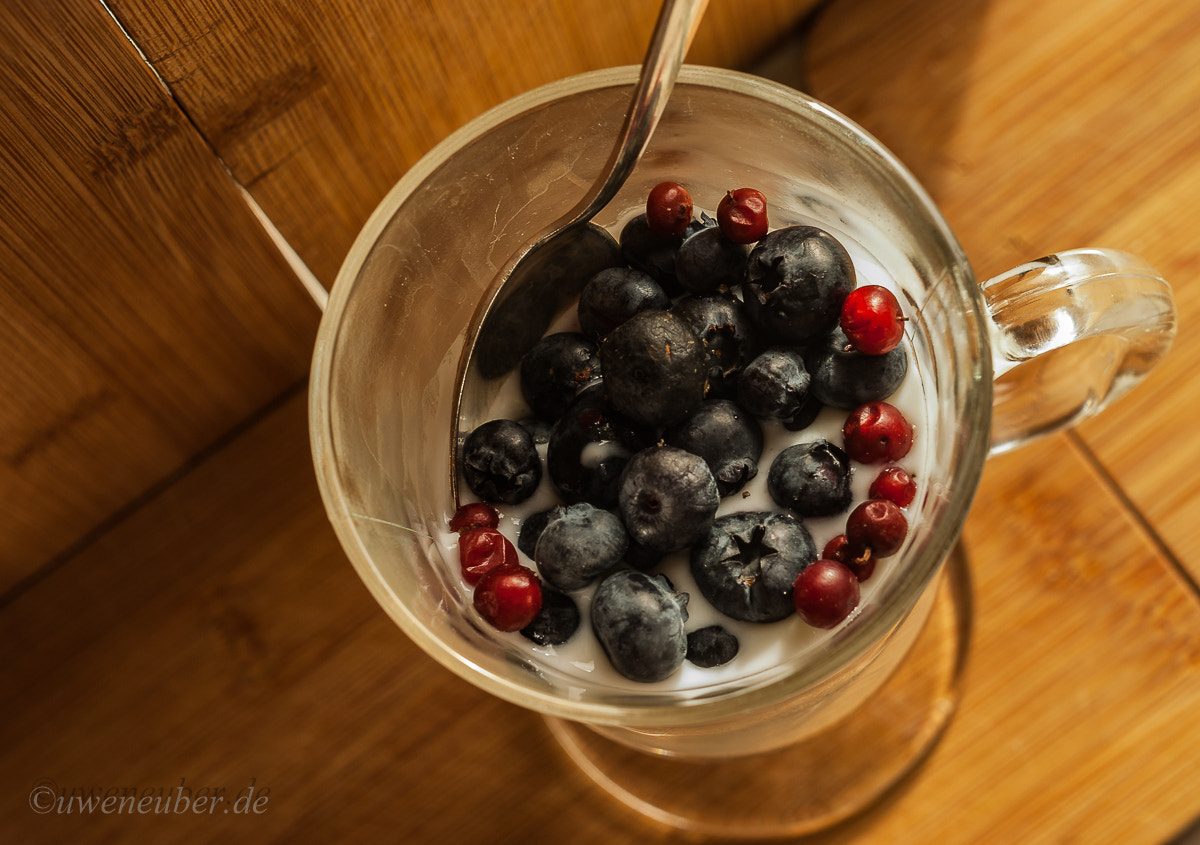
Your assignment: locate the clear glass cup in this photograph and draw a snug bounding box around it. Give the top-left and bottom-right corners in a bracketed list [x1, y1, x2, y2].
[309, 66, 1175, 836]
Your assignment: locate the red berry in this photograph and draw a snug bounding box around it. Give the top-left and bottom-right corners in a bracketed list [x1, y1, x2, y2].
[792, 559, 860, 629]
[716, 188, 769, 244]
[473, 564, 543, 632]
[824, 533, 876, 581]
[449, 502, 500, 534]
[846, 498, 908, 560]
[869, 466, 917, 508]
[839, 285, 906, 355]
[842, 401, 914, 464]
[822, 534, 849, 563]
[458, 527, 518, 586]
[646, 181, 694, 237]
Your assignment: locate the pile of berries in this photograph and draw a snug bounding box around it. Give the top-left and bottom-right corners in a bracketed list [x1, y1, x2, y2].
[454, 182, 918, 683]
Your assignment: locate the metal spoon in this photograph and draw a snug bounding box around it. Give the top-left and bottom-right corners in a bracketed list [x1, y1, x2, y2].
[451, 0, 709, 495]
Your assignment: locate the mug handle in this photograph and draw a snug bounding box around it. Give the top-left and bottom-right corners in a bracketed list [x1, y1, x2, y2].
[981, 248, 1176, 454]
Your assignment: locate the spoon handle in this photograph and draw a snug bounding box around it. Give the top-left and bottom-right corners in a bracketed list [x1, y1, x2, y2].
[566, 0, 710, 227]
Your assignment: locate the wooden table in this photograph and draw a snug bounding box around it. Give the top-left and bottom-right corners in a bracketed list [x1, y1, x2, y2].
[4, 0, 1200, 842]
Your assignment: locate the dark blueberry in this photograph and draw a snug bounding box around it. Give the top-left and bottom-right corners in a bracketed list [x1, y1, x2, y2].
[460, 419, 542, 505]
[736, 348, 812, 421]
[618, 213, 685, 295]
[546, 384, 656, 508]
[805, 326, 908, 410]
[618, 446, 720, 555]
[624, 540, 665, 572]
[686, 625, 740, 668]
[599, 309, 708, 429]
[520, 587, 581, 646]
[675, 225, 750, 293]
[782, 392, 824, 432]
[672, 292, 759, 398]
[577, 267, 671, 341]
[591, 570, 689, 683]
[690, 511, 817, 623]
[664, 399, 763, 497]
[519, 332, 602, 420]
[534, 503, 628, 591]
[743, 226, 856, 345]
[517, 508, 555, 558]
[767, 439, 853, 517]
[517, 416, 552, 445]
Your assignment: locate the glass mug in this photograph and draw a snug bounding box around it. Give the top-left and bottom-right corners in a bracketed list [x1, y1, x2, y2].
[309, 66, 1175, 835]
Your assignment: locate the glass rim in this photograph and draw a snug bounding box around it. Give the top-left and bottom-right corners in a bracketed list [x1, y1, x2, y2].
[310, 64, 994, 727]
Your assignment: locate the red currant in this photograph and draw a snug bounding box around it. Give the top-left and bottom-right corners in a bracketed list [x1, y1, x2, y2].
[869, 466, 917, 508]
[845, 498, 908, 560]
[823, 533, 876, 582]
[473, 564, 543, 632]
[792, 559, 860, 629]
[646, 181, 694, 238]
[822, 534, 849, 563]
[449, 502, 500, 534]
[716, 188, 769, 244]
[839, 285, 906, 355]
[842, 401, 914, 464]
[458, 527, 518, 586]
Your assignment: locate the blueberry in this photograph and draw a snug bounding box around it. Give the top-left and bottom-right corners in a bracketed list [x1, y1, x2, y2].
[676, 225, 750, 293]
[546, 384, 656, 508]
[519, 332, 602, 420]
[736, 348, 812, 422]
[577, 266, 671, 341]
[743, 226, 856, 345]
[619, 213, 685, 295]
[517, 416, 553, 445]
[618, 445, 720, 555]
[591, 570, 689, 683]
[517, 508, 555, 559]
[686, 625, 740, 668]
[520, 587, 581, 646]
[672, 292, 759, 398]
[690, 511, 817, 623]
[782, 392, 824, 432]
[599, 309, 708, 429]
[805, 326, 908, 409]
[664, 399, 763, 497]
[460, 419, 542, 504]
[534, 503, 628, 591]
[767, 439, 853, 517]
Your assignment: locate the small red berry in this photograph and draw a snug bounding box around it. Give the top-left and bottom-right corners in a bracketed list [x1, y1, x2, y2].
[869, 466, 917, 508]
[842, 401, 914, 464]
[473, 564, 543, 632]
[458, 527, 518, 585]
[716, 188, 769, 244]
[822, 534, 849, 563]
[449, 502, 500, 534]
[840, 285, 906, 355]
[646, 181, 694, 237]
[824, 533, 876, 581]
[846, 498, 909, 560]
[793, 559, 860, 629]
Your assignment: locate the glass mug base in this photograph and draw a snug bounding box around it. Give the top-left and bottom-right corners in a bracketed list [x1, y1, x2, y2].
[545, 543, 971, 839]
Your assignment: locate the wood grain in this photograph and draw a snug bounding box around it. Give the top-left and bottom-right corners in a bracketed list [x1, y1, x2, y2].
[0, 1, 319, 591]
[801, 0, 1200, 578]
[108, 0, 823, 285]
